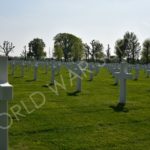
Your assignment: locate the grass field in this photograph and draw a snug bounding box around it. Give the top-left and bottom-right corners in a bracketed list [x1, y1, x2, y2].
[8, 65, 150, 150]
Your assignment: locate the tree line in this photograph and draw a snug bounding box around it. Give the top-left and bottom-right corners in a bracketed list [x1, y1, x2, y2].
[0, 31, 150, 64]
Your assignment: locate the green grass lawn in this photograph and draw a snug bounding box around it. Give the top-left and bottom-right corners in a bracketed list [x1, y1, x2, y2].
[8, 65, 150, 150]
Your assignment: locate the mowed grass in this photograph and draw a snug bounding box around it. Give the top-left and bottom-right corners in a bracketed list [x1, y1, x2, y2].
[8, 64, 150, 150]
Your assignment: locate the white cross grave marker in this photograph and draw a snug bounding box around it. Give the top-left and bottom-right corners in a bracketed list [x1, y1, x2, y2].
[50, 63, 56, 85]
[95, 64, 101, 75]
[21, 61, 25, 77]
[0, 56, 13, 150]
[67, 63, 83, 92]
[89, 63, 94, 81]
[45, 62, 48, 74]
[146, 65, 150, 78]
[114, 62, 132, 104]
[73, 66, 82, 92]
[134, 64, 140, 80]
[34, 62, 38, 81]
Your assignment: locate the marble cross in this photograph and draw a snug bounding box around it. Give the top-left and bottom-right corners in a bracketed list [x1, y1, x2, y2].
[114, 62, 132, 104]
[0, 56, 13, 150]
[89, 63, 94, 81]
[73, 65, 82, 92]
[50, 63, 56, 85]
[34, 62, 38, 81]
[134, 64, 140, 80]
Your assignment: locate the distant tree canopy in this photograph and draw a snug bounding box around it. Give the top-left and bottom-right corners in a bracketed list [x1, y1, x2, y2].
[124, 32, 141, 63]
[83, 43, 90, 61]
[0, 41, 15, 57]
[106, 44, 111, 62]
[115, 39, 126, 62]
[53, 33, 83, 61]
[4, 31, 149, 64]
[53, 45, 63, 61]
[83, 40, 104, 62]
[141, 39, 150, 64]
[27, 38, 46, 60]
[115, 31, 141, 63]
[90, 40, 104, 61]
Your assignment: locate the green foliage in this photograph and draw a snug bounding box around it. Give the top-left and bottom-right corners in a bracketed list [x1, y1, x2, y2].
[141, 39, 150, 64]
[27, 38, 46, 60]
[83, 43, 90, 61]
[124, 32, 141, 63]
[106, 44, 111, 62]
[53, 45, 64, 61]
[115, 32, 141, 63]
[53, 33, 83, 61]
[71, 40, 83, 61]
[115, 39, 126, 62]
[90, 40, 104, 61]
[20, 46, 27, 60]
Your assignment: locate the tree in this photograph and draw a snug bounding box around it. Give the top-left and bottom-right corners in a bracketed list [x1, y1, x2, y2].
[27, 38, 46, 60]
[0, 41, 15, 56]
[106, 44, 111, 63]
[83, 43, 90, 61]
[20, 46, 27, 60]
[123, 32, 141, 63]
[53, 33, 83, 61]
[141, 39, 150, 64]
[71, 40, 83, 61]
[115, 39, 126, 62]
[115, 32, 141, 63]
[53, 44, 63, 61]
[90, 40, 104, 61]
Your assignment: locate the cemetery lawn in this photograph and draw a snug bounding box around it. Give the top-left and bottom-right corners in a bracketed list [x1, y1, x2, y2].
[9, 66, 150, 150]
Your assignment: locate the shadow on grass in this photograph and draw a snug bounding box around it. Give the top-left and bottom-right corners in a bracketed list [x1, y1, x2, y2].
[87, 79, 93, 82]
[67, 90, 81, 96]
[110, 103, 129, 112]
[42, 83, 54, 88]
[14, 76, 23, 78]
[111, 83, 118, 86]
[42, 85, 49, 88]
[26, 79, 35, 82]
[146, 89, 150, 92]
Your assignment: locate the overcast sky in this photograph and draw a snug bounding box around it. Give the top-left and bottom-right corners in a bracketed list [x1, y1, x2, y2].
[0, 0, 150, 57]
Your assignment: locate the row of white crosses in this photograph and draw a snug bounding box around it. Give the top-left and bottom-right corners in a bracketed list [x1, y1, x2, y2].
[65, 62, 102, 92]
[89, 63, 102, 80]
[10, 60, 150, 81]
[6, 59, 134, 106]
[9, 60, 103, 83]
[0, 56, 13, 150]
[9, 60, 50, 78]
[107, 63, 143, 82]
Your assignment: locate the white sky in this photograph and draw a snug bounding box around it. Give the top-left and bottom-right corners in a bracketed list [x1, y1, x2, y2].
[0, 0, 150, 57]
